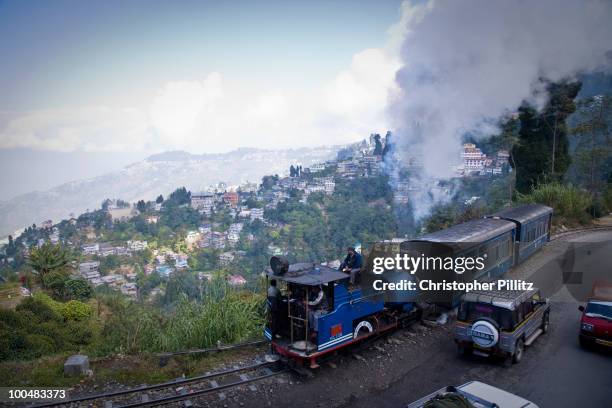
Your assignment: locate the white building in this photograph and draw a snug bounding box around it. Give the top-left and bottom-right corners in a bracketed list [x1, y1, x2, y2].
[82, 243, 99, 255]
[185, 231, 201, 245]
[250, 208, 264, 221]
[191, 193, 215, 215]
[127, 240, 148, 251]
[219, 251, 235, 266]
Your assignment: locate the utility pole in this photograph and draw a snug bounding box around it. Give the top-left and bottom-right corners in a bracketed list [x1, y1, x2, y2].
[551, 111, 558, 176]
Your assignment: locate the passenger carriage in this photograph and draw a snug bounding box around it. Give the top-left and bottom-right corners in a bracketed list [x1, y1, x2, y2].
[486, 203, 553, 264]
[401, 218, 518, 306]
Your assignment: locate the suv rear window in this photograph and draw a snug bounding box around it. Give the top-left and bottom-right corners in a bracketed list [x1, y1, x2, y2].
[458, 302, 516, 330]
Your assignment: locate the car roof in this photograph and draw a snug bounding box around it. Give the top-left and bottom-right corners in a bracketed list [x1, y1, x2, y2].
[265, 263, 348, 286]
[458, 381, 539, 408]
[461, 289, 539, 311]
[590, 280, 612, 302]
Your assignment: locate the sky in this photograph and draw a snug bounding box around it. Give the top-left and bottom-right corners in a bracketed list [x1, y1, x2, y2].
[0, 0, 404, 150]
[0, 0, 407, 199]
[3, 0, 609, 203]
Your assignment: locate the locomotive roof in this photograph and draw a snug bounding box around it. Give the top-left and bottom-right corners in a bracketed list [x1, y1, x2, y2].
[486, 203, 552, 224]
[265, 263, 348, 285]
[415, 218, 515, 244]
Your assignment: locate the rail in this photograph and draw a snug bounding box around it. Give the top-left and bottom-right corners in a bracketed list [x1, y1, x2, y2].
[155, 339, 267, 357]
[31, 360, 284, 408]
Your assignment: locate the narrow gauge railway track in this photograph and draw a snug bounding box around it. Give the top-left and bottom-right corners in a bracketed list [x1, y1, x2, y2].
[156, 339, 267, 358]
[550, 225, 612, 241]
[30, 360, 287, 408]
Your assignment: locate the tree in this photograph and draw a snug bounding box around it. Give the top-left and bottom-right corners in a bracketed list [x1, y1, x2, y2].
[163, 271, 201, 304]
[63, 278, 93, 301]
[373, 134, 383, 155]
[290, 165, 296, 177]
[261, 175, 279, 190]
[27, 243, 72, 288]
[116, 199, 131, 208]
[571, 95, 612, 195]
[136, 200, 147, 213]
[166, 187, 191, 207]
[101, 198, 113, 210]
[156, 194, 164, 204]
[382, 131, 393, 159]
[512, 80, 581, 193]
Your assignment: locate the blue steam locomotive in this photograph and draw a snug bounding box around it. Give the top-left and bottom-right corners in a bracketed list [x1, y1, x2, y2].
[264, 203, 552, 368]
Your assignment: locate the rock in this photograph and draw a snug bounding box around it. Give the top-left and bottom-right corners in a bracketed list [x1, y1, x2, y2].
[64, 355, 90, 377]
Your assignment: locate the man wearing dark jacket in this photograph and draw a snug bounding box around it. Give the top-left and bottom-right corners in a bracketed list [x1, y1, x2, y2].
[339, 246, 363, 285]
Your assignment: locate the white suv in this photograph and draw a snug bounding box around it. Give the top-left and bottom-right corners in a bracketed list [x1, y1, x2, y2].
[406, 381, 539, 408]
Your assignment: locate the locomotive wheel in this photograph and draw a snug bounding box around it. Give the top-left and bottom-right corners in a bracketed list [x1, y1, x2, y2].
[353, 319, 375, 339]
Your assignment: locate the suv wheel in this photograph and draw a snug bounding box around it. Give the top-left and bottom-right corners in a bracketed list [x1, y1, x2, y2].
[512, 338, 524, 364]
[541, 313, 550, 334]
[457, 344, 472, 356]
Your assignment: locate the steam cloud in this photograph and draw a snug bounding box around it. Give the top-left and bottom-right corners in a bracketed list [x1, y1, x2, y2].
[388, 0, 612, 221]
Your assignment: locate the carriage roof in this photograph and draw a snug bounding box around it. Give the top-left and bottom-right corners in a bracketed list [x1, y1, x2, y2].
[415, 218, 515, 244]
[486, 203, 553, 224]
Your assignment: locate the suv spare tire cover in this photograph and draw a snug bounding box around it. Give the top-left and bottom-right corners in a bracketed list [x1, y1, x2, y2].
[470, 320, 499, 348]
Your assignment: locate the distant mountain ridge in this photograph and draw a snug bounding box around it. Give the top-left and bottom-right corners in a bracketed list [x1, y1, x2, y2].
[0, 146, 340, 237]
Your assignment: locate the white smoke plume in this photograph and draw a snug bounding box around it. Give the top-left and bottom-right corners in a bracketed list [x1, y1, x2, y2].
[388, 0, 612, 221]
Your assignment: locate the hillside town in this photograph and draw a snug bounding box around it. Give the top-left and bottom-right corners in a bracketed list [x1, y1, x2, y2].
[0, 134, 511, 301]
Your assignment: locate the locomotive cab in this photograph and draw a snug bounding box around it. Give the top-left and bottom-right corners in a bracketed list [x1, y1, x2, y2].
[264, 261, 349, 355]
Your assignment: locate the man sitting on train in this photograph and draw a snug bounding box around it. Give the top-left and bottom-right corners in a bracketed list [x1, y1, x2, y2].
[339, 246, 363, 285]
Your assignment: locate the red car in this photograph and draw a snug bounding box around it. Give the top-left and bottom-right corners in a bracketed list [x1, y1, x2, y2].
[578, 281, 612, 348]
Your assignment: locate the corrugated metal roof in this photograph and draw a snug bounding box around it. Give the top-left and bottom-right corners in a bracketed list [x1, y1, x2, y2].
[486, 203, 553, 224]
[416, 218, 515, 244]
[265, 263, 348, 285]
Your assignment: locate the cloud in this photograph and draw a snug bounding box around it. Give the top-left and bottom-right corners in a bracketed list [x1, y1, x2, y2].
[246, 90, 289, 122]
[0, 5, 411, 153]
[0, 107, 150, 152]
[149, 72, 224, 140]
[388, 0, 612, 219]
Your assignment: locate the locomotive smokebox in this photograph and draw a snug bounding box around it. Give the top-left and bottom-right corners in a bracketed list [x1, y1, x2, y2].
[270, 256, 289, 276]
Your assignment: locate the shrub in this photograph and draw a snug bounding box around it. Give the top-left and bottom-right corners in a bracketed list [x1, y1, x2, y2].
[0, 308, 25, 328]
[61, 300, 92, 321]
[16, 296, 62, 323]
[24, 334, 55, 358]
[65, 322, 94, 345]
[63, 278, 93, 301]
[518, 182, 592, 224]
